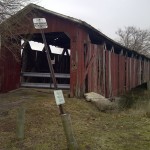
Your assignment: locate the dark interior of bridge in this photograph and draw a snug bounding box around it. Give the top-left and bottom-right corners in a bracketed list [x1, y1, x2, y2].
[21, 32, 70, 88]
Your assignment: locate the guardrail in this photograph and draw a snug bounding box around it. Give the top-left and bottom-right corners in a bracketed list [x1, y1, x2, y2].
[21, 72, 70, 78]
[21, 72, 70, 89]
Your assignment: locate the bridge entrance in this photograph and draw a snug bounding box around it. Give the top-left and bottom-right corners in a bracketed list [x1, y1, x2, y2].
[20, 32, 70, 89]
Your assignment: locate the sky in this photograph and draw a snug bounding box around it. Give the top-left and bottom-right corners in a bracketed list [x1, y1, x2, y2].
[36, 0, 150, 41]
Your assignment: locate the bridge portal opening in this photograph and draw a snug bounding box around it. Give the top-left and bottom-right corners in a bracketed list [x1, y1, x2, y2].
[21, 32, 70, 89]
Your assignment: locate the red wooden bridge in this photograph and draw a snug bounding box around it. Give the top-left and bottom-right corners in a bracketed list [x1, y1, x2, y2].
[0, 4, 150, 98]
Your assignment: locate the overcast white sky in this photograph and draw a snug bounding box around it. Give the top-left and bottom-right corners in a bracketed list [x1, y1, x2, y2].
[37, 0, 150, 41]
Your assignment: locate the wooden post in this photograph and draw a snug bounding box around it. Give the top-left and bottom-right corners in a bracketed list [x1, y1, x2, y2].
[103, 45, 106, 96]
[61, 114, 79, 150]
[147, 81, 150, 90]
[17, 106, 25, 139]
[40, 30, 58, 89]
[108, 50, 112, 98]
[129, 57, 132, 89]
[54, 90, 79, 149]
[139, 57, 142, 85]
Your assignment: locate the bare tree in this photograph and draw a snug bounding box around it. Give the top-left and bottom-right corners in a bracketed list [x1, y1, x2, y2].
[116, 26, 150, 56]
[0, 1, 38, 61]
[0, 0, 35, 23]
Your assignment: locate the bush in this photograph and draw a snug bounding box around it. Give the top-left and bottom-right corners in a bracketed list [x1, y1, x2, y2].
[118, 87, 150, 110]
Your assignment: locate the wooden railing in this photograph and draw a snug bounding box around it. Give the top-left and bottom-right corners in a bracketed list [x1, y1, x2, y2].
[21, 72, 70, 89]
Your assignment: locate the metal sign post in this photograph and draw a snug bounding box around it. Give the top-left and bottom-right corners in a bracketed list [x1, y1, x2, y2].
[33, 18, 48, 29]
[54, 90, 78, 150]
[33, 18, 64, 114]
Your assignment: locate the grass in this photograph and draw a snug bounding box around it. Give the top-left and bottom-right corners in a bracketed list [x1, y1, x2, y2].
[0, 88, 150, 150]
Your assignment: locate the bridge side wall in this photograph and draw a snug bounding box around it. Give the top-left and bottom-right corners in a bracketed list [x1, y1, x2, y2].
[0, 46, 21, 93]
[1, 9, 150, 97]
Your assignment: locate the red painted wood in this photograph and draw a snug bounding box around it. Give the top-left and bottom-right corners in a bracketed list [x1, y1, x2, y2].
[105, 50, 109, 97]
[94, 45, 98, 93]
[98, 45, 104, 96]
[135, 59, 139, 87]
[111, 53, 119, 97]
[97, 45, 102, 94]
[118, 55, 125, 95]
[101, 48, 105, 96]
[0, 47, 21, 93]
[1, 8, 150, 97]
[88, 44, 92, 92]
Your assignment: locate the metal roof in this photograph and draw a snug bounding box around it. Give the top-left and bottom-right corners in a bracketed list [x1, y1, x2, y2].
[1, 3, 150, 59]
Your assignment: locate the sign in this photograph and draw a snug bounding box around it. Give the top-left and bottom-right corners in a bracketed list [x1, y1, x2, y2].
[33, 18, 48, 29]
[54, 90, 65, 105]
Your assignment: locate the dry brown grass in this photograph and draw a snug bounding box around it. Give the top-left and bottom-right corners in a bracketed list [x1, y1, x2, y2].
[0, 88, 150, 150]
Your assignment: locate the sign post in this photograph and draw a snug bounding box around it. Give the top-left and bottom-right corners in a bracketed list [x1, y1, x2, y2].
[33, 18, 64, 114]
[33, 18, 57, 88]
[33, 18, 78, 149]
[54, 90, 78, 150]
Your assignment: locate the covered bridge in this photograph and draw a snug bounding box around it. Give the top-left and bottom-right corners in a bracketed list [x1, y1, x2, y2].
[0, 4, 150, 97]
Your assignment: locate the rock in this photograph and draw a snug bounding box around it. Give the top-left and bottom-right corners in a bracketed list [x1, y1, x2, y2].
[84, 92, 118, 111]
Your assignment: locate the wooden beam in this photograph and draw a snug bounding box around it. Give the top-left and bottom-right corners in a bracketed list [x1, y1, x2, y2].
[103, 44, 106, 96]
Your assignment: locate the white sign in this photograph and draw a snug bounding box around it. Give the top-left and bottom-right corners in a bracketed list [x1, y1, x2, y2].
[54, 90, 65, 105]
[33, 18, 48, 29]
